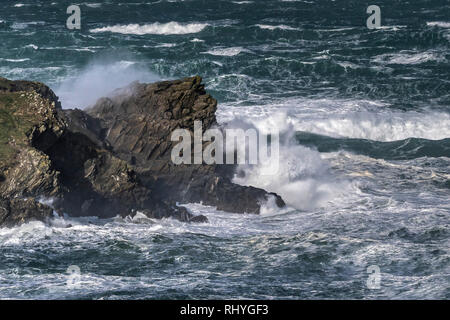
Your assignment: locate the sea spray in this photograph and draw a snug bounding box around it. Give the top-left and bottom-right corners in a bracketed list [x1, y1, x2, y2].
[228, 113, 350, 210]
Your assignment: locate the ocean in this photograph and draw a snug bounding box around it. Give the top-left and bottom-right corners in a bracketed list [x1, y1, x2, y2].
[0, 0, 449, 299]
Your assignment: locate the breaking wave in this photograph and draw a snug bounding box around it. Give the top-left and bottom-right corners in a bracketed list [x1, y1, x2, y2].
[226, 113, 350, 211]
[217, 99, 450, 142]
[289, 110, 450, 142]
[372, 51, 445, 65]
[427, 21, 450, 28]
[255, 24, 299, 31]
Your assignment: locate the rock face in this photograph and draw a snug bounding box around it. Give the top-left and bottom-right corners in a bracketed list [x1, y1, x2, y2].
[0, 76, 285, 227]
[84, 77, 285, 213]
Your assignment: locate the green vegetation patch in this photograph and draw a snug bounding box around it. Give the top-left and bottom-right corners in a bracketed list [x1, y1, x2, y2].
[0, 92, 41, 165]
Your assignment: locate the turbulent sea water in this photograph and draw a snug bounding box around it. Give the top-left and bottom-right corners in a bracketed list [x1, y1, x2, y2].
[0, 0, 449, 299]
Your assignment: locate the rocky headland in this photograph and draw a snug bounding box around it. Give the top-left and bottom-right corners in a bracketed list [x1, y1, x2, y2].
[0, 76, 285, 227]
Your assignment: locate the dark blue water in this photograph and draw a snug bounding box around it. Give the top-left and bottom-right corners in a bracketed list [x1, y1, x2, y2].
[0, 0, 449, 299]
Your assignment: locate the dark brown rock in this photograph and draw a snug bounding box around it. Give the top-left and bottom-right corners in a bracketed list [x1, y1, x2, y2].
[0, 77, 206, 225]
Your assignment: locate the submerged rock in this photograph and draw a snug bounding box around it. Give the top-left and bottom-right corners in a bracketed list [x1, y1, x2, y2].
[0, 76, 284, 227]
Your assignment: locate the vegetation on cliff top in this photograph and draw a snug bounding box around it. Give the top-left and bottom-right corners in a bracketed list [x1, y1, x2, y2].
[0, 78, 59, 165]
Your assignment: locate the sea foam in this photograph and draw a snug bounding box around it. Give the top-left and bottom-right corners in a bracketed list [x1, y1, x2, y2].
[255, 24, 299, 31]
[224, 113, 350, 211]
[217, 98, 450, 142]
[373, 51, 445, 65]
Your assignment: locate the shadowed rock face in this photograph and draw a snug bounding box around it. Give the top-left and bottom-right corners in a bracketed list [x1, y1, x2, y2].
[0, 76, 285, 227]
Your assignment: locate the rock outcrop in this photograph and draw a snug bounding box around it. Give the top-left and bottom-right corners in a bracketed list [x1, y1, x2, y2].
[0, 76, 285, 227]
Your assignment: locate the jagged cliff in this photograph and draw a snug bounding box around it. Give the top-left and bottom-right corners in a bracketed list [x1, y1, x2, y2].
[0, 76, 285, 227]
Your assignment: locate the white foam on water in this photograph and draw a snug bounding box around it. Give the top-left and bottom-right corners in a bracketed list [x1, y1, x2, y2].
[374, 25, 407, 31]
[39, 46, 103, 52]
[0, 58, 30, 62]
[427, 21, 450, 28]
[372, 50, 445, 65]
[255, 24, 299, 31]
[217, 98, 450, 142]
[11, 22, 28, 29]
[280, 0, 314, 2]
[90, 22, 208, 35]
[0, 205, 282, 250]
[221, 113, 351, 211]
[202, 47, 251, 56]
[154, 43, 177, 48]
[337, 61, 361, 69]
[289, 110, 450, 142]
[84, 3, 102, 8]
[316, 27, 357, 32]
[10, 21, 44, 30]
[0, 221, 53, 246]
[25, 44, 38, 50]
[0, 66, 62, 80]
[233, 145, 350, 211]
